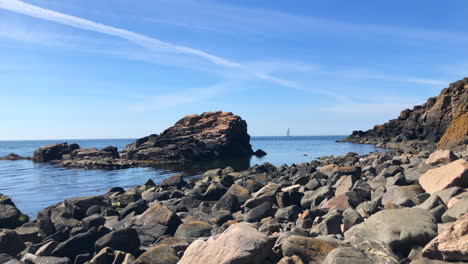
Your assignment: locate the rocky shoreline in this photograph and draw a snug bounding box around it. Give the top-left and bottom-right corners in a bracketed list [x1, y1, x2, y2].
[1, 148, 467, 264]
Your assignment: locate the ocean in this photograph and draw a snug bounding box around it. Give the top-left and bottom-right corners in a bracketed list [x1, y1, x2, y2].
[0, 136, 385, 217]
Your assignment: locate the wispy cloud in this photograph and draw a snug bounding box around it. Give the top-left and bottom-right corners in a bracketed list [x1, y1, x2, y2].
[131, 0, 468, 44]
[127, 82, 234, 112]
[0, 0, 238, 67]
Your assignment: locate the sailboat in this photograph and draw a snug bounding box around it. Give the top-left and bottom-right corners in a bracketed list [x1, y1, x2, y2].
[287, 128, 290, 137]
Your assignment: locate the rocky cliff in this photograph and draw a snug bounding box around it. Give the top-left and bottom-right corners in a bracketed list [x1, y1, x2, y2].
[31, 111, 254, 169]
[340, 78, 468, 151]
[121, 111, 253, 162]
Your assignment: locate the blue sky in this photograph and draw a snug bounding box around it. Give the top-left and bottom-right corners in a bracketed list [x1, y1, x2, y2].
[0, 0, 467, 140]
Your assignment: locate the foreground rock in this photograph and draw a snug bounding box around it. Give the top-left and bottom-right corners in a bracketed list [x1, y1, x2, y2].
[344, 208, 437, 256]
[419, 159, 468, 194]
[179, 222, 273, 264]
[422, 213, 468, 262]
[1, 148, 467, 264]
[339, 78, 468, 151]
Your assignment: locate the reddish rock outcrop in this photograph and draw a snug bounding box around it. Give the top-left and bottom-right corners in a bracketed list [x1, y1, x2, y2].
[340, 78, 468, 151]
[31, 111, 253, 169]
[122, 111, 253, 162]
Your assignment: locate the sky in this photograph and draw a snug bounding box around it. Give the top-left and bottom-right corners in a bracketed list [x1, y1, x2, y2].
[0, 0, 467, 140]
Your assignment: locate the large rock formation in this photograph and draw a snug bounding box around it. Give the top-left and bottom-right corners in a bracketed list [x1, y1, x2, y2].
[31, 111, 254, 169]
[122, 111, 253, 162]
[340, 78, 468, 151]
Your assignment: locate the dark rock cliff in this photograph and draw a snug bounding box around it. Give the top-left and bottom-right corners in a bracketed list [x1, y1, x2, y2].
[340, 78, 468, 151]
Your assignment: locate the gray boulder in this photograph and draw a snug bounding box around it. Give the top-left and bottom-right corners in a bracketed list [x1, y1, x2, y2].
[344, 208, 437, 255]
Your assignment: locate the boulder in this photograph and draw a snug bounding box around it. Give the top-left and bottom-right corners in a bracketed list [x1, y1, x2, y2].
[132, 203, 182, 247]
[178, 222, 273, 264]
[344, 208, 437, 255]
[51, 229, 98, 259]
[419, 159, 468, 194]
[322, 247, 372, 264]
[95, 228, 140, 255]
[225, 184, 251, 204]
[322, 191, 362, 210]
[159, 174, 186, 189]
[244, 202, 274, 223]
[21, 253, 71, 264]
[354, 240, 399, 264]
[422, 213, 468, 262]
[425, 150, 459, 166]
[32, 143, 71, 162]
[381, 185, 425, 207]
[243, 183, 280, 209]
[254, 149, 267, 157]
[134, 245, 179, 264]
[0, 230, 25, 256]
[174, 221, 212, 240]
[281, 235, 345, 263]
[122, 111, 254, 162]
[441, 196, 468, 223]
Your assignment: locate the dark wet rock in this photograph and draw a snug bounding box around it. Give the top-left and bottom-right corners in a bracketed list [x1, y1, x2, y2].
[132, 203, 182, 247]
[275, 205, 301, 223]
[95, 228, 140, 255]
[243, 183, 280, 210]
[159, 174, 186, 189]
[254, 149, 267, 157]
[51, 229, 99, 259]
[15, 223, 46, 244]
[32, 143, 71, 163]
[0, 153, 30, 160]
[0, 229, 26, 256]
[64, 196, 109, 221]
[120, 200, 148, 219]
[314, 213, 343, 236]
[244, 202, 274, 223]
[300, 186, 333, 209]
[212, 193, 240, 213]
[0, 195, 28, 229]
[80, 214, 105, 230]
[342, 208, 363, 232]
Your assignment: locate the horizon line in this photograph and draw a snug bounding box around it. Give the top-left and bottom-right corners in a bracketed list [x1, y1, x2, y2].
[0, 134, 349, 141]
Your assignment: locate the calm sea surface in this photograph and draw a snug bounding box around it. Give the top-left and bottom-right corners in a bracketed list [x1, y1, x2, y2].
[0, 136, 384, 217]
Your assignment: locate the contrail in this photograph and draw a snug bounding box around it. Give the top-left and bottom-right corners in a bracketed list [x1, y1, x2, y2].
[0, 0, 240, 67]
[0, 0, 341, 96]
